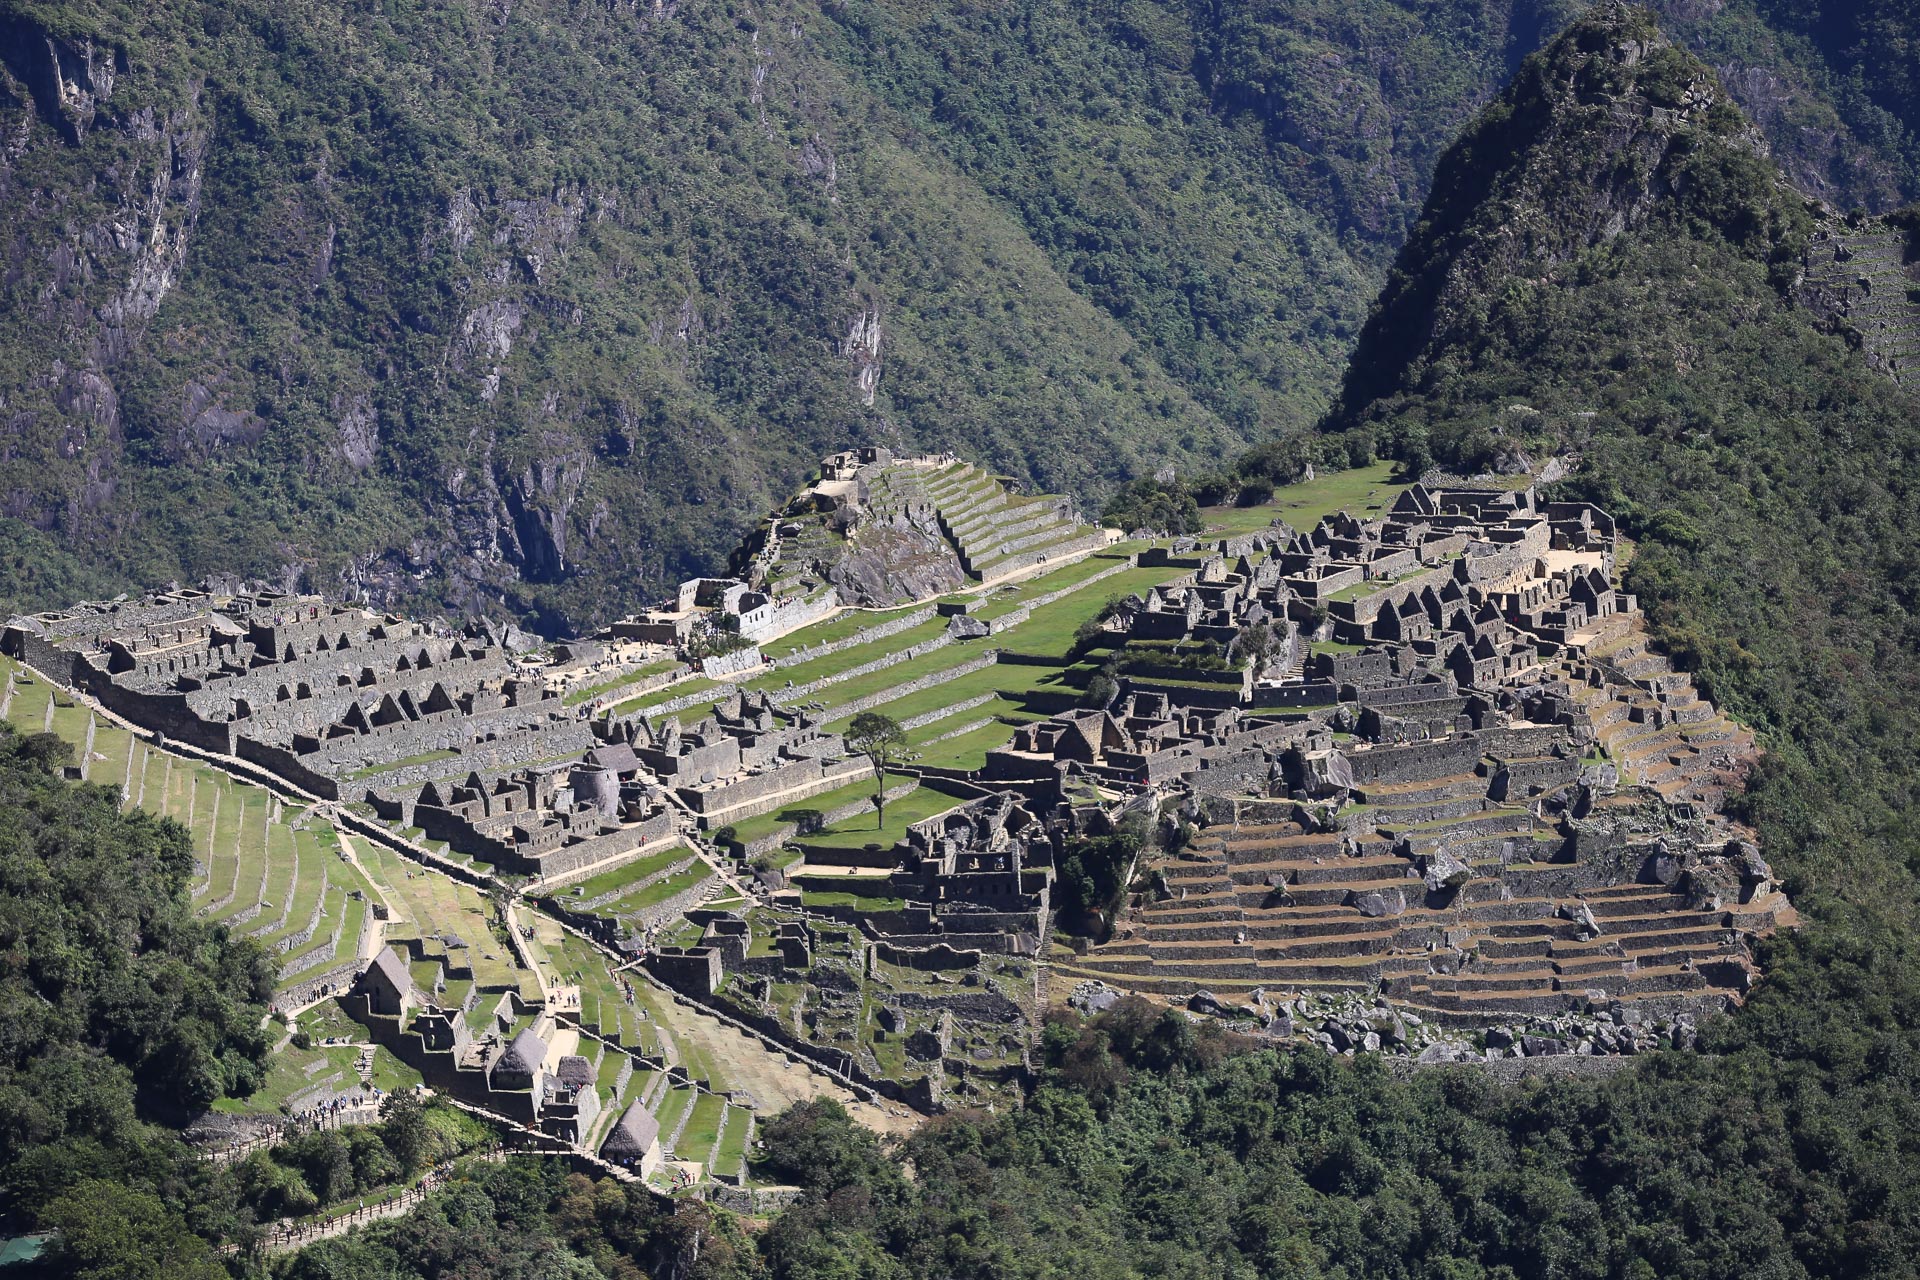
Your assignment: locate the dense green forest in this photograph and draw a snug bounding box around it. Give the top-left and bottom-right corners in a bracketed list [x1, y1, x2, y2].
[2, 0, 1919, 632]
[0, 720, 268, 1261]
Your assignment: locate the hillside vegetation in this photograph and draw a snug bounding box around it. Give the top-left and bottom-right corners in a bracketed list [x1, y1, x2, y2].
[0, 719, 272, 1241]
[3, 0, 1919, 635]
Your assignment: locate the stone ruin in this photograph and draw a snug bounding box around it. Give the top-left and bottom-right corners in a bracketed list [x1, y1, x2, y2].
[0, 592, 885, 882]
[978, 481, 1791, 1029]
[729, 446, 1113, 609]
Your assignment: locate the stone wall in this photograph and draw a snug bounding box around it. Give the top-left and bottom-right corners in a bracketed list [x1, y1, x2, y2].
[740, 590, 841, 644]
[780, 632, 956, 702]
[1345, 736, 1486, 785]
[777, 606, 938, 666]
[569, 850, 700, 911]
[828, 653, 1002, 723]
[698, 646, 764, 678]
[684, 755, 871, 826]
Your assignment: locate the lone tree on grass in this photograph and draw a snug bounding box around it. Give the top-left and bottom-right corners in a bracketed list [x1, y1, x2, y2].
[845, 712, 907, 828]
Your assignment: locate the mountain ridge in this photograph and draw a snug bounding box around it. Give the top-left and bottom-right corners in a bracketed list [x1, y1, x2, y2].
[2, 0, 1918, 639]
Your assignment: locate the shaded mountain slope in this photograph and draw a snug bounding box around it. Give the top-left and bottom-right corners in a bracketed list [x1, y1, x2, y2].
[2, 0, 1918, 636]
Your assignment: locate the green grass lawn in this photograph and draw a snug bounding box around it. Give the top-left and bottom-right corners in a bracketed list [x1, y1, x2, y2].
[653, 1086, 696, 1141]
[1199, 460, 1405, 536]
[561, 846, 692, 901]
[993, 566, 1176, 654]
[912, 718, 1022, 770]
[972, 552, 1137, 620]
[599, 864, 712, 918]
[713, 1107, 753, 1178]
[794, 784, 964, 851]
[817, 658, 1080, 730]
[679, 1093, 726, 1157]
[721, 769, 916, 849]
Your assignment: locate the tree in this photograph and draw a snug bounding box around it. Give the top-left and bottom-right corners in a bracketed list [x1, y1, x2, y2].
[38, 1181, 226, 1280]
[844, 713, 907, 828]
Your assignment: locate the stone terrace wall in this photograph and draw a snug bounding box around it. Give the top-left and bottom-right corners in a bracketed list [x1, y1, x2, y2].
[781, 633, 955, 702]
[778, 606, 938, 666]
[827, 653, 1001, 723]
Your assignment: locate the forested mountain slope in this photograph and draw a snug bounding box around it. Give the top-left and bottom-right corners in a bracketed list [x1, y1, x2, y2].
[1, 0, 1917, 637]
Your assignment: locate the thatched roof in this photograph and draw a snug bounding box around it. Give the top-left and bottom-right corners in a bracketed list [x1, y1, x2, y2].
[495, 1028, 548, 1077]
[366, 946, 412, 995]
[600, 1102, 660, 1158]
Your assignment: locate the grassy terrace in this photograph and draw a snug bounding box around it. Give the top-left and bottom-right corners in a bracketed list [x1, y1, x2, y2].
[594, 863, 714, 919]
[821, 659, 1082, 730]
[555, 845, 693, 902]
[621, 550, 1153, 726]
[761, 603, 925, 659]
[970, 551, 1137, 620]
[746, 616, 951, 691]
[1, 659, 384, 996]
[614, 673, 723, 719]
[800, 886, 908, 912]
[912, 718, 1024, 771]
[712, 1113, 752, 1180]
[1198, 460, 1406, 536]
[354, 838, 541, 1000]
[794, 784, 965, 852]
[723, 769, 917, 850]
[679, 1093, 726, 1158]
[563, 657, 679, 706]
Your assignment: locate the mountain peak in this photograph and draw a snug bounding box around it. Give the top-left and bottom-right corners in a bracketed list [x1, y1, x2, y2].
[1330, 2, 1811, 427]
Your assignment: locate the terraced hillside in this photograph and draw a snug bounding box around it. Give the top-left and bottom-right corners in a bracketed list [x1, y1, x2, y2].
[759, 452, 1115, 609]
[1796, 218, 1920, 389]
[1055, 488, 1787, 1026]
[0, 657, 379, 1000]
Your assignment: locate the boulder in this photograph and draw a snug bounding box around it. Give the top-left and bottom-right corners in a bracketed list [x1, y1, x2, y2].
[1645, 847, 1684, 886]
[1416, 1040, 1472, 1064]
[1351, 888, 1407, 918]
[1301, 749, 1355, 796]
[1520, 1034, 1567, 1057]
[1187, 990, 1230, 1017]
[1422, 848, 1471, 895]
[947, 613, 991, 640]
